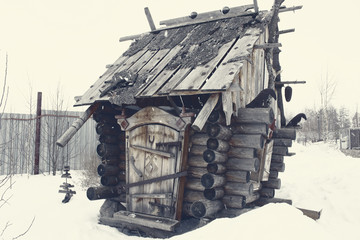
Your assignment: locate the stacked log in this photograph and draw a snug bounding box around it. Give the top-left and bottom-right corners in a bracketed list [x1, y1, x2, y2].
[223, 108, 274, 209]
[87, 103, 126, 201]
[258, 128, 296, 200]
[184, 110, 231, 218]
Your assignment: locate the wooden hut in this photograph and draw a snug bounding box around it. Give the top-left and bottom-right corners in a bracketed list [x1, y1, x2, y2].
[57, 0, 302, 237]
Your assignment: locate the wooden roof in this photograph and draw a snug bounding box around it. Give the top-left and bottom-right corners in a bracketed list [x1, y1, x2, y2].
[75, 5, 272, 107]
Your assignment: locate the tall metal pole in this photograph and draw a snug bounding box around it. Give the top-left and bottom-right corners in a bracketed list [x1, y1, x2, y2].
[34, 92, 42, 175]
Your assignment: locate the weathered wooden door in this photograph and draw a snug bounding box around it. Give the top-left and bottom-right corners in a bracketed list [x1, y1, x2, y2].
[122, 107, 191, 219]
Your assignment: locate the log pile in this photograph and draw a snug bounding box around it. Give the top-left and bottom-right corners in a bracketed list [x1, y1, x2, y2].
[258, 128, 296, 200]
[184, 108, 277, 218]
[87, 103, 126, 202]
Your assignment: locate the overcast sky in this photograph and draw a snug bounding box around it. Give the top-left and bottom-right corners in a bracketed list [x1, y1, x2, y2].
[0, 0, 359, 117]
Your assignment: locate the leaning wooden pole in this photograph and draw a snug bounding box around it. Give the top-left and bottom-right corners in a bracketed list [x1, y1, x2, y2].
[56, 103, 100, 147]
[34, 92, 42, 175]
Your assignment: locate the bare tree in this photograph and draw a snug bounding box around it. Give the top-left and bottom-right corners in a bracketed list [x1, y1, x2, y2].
[318, 71, 337, 141]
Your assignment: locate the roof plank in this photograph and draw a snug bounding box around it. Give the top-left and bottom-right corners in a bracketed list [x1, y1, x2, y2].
[140, 67, 180, 97]
[138, 49, 171, 76]
[173, 39, 236, 92]
[136, 45, 183, 97]
[156, 68, 192, 95]
[74, 55, 129, 106]
[75, 50, 146, 106]
[128, 50, 157, 73]
[201, 28, 261, 91]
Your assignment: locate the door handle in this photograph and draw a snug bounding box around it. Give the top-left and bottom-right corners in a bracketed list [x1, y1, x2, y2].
[130, 156, 143, 177]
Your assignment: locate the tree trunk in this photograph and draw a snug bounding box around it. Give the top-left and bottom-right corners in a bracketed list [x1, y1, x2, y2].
[184, 190, 207, 202]
[225, 170, 250, 183]
[207, 138, 230, 152]
[259, 187, 275, 198]
[207, 163, 226, 174]
[222, 195, 246, 209]
[228, 147, 255, 159]
[270, 162, 285, 172]
[87, 186, 124, 200]
[190, 200, 224, 218]
[203, 187, 224, 200]
[185, 178, 205, 191]
[202, 149, 228, 163]
[226, 157, 260, 172]
[201, 173, 226, 189]
[206, 123, 232, 140]
[224, 182, 253, 196]
[232, 123, 268, 135]
[262, 178, 281, 189]
[188, 156, 208, 168]
[188, 167, 208, 179]
[272, 128, 296, 140]
[235, 108, 274, 124]
[229, 134, 265, 149]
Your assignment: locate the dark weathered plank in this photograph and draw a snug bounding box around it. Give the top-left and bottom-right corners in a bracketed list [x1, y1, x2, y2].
[201, 28, 261, 91]
[156, 68, 192, 95]
[174, 40, 236, 91]
[138, 49, 171, 76]
[128, 50, 157, 73]
[136, 45, 183, 97]
[140, 68, 179, 97]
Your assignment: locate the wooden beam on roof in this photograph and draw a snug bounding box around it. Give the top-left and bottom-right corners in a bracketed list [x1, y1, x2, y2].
[253, 0, 259, 13]
[279, 5, 303, 13]
[144, 7, 156, 31]
[278, 28, 295, 35]
[159, 4, 255, 28]
[119, 33, 143, 42]
[254, 43, 282, 49]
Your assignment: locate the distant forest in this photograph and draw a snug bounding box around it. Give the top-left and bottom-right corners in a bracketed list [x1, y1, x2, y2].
[297, 105, 359, 142]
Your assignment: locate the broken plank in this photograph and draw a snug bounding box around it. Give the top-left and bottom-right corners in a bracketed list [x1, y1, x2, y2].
[192, 93, 219, 131]
[201, 28, 261, 91]
[174, 39, 236, 91]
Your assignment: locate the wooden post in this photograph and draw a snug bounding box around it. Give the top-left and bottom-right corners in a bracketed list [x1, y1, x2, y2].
[192, 94, 219, 132]
[56, 103, 100, 147]
[34, 92, 42, 175]
[144, 7, 156, 31]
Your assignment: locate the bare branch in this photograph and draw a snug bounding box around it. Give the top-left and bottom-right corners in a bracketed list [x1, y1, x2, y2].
[12, 216, 35, 240]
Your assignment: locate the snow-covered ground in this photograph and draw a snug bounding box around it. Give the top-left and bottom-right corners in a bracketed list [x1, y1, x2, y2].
[1, 142, 359, 240]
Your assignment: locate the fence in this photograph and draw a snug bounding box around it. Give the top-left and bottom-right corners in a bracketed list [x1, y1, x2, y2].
[0, 110, 98, 175]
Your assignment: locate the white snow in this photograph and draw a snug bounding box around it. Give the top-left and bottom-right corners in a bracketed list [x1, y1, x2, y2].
[1, 142, 359, 240]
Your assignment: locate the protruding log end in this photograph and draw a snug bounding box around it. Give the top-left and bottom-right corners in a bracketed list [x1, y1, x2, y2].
[191, 201, 206, 218]
[201, 173, 214, 189]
